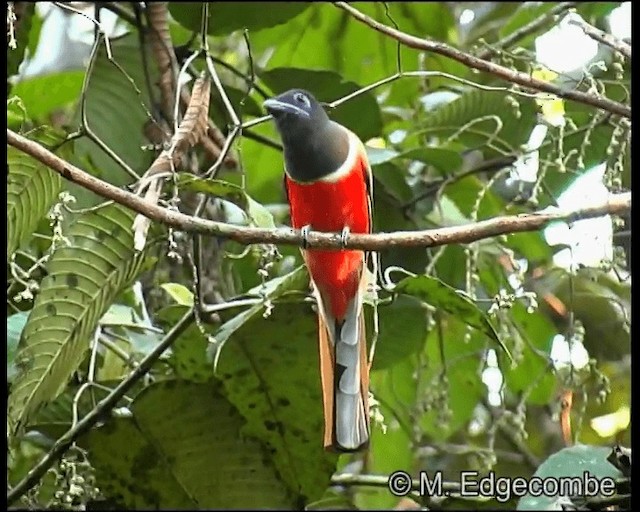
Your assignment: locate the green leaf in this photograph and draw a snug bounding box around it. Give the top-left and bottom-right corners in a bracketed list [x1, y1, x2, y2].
[260, 67, 383, 142]
[248, 3, 431, 107]
[12, 71, 85, 120]
[178, 175, 245, 201]
[369, 297, 428, 371]
[499, 3, 557, 45]
[7, 146, 63, 261]
[169, 2, 310, 36]
[177, 175, 276, 228]
[394, 275, 511, 360]
[517, 445, 623, 510]
[73, 34, 157, 190]
[373, 162, 413, 204]
[401, 147, 463, 175]
[7, 312, 30, 383]
[86, 381, 294, 508]
[503, 303, 556, 405]
[576, 3, 620, 23]
[160, 283, 194, 307]
[357, 359, 415, 509]
[8, 204, 148, 438]
[169, 266, 309, 382]
[216, 302, 338, 502]
[417, 89, 537, 159]
[418, 320, 486, 442]
[7, 96, 30, 131]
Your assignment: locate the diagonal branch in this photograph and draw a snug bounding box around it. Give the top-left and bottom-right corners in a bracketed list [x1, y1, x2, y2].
[7, 128, 631, 251]
[334, 2, 630, 119]
[568, 16, 631, 60]
[476, 2, 577, 60]
[6, 309, 195, 506]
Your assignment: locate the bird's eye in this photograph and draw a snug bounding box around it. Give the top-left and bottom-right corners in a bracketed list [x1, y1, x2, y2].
[293, 92, 311, 108]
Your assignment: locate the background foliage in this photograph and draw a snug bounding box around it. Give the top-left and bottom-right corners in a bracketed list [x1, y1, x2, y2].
[7, 2, 630, 510]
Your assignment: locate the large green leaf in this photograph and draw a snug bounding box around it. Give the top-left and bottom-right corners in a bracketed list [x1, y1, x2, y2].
[394, 274, 511, 360]
[73, 34, 157, 190]
[86, 381, 294, 508]
[417, 89, 538, 159]
[216, 302, 338, 503]
[248, 3, 459, 107]
[168, 266, 308, 382]
[169, 2, 311, 36]
[11, 71, 85, 120]
[7, 146, 62, 261]
[369, 296, 428, 371]
[8, 204, 148, 438]
[518, 445, 623, 510]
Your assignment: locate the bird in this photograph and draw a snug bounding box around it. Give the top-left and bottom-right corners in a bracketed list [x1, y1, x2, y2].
[264, 89, 373, 452]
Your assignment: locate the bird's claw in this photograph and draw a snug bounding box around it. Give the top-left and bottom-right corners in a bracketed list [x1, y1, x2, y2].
[301, 225, 311, 249]
[340, 227, 350, 249]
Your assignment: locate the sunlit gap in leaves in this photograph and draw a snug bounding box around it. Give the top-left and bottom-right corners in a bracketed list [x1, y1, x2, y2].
[479, 5, 630, 408]
[19, 3, 126, 78]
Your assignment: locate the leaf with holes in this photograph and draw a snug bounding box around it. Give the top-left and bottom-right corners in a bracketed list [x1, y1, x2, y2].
[7, 146, 62, 262]
[216, 302, 338, 502]
[7, 204, 148, 438]
[85, 381, 294, 508]
[394, 274, 512, 361]
[166, 266, 309, 383]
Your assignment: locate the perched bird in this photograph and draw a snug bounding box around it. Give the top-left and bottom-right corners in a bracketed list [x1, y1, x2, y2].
[264, 89, 373, 452]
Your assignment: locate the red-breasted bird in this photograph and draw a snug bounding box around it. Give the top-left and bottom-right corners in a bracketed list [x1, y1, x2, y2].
[264, 89, 373, 452]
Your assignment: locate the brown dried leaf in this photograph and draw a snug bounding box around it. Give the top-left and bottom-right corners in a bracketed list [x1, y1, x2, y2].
[173, 75, 211, 153]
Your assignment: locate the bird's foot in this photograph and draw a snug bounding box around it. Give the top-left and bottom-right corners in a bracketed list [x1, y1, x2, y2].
[340, 227, 351, 249]
[300, 225, 311, 249]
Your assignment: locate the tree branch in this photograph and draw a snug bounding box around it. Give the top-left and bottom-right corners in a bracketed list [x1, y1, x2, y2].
[568, 17, 631, 60]
[330, 473, 461, 493]
[7, 128, 631, 251]
[333, 2, 630, 119]
[7, 309, 195, 506]
[476, 3, 577, 60]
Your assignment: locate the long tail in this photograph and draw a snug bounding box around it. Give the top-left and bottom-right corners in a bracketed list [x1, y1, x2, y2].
[318, 297, 370, 452]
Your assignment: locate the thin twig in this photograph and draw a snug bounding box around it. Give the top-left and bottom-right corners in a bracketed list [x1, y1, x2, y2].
[6, 309, 195, 506]
[476, 3, 577, 60]
[568, 17, 631, 59]
[98, 334, 140, 370]
[7, 128, 631, 251]
[330, 473, 461, 492]
[334, 2, 630, 118]
[243, 129, 282, 151]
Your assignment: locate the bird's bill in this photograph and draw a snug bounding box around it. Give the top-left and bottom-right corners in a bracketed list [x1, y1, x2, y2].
[263, 98, 310, 118]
